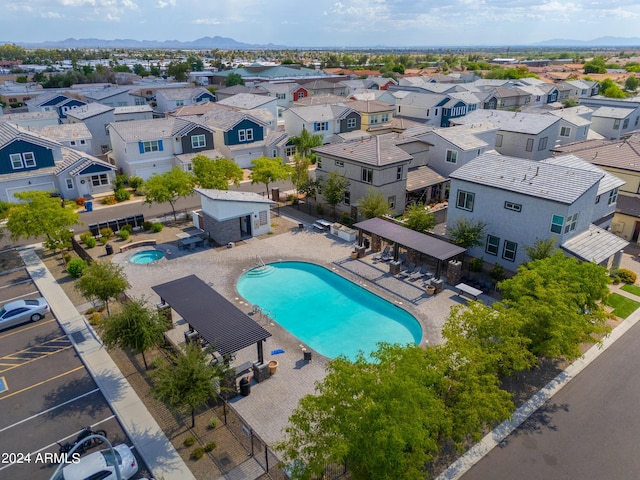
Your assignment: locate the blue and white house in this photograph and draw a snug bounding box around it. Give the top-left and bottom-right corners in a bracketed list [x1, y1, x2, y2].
[26, 91, 87, 120]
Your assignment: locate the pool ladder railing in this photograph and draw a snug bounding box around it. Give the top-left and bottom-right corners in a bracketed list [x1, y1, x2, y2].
[255, 255, 266, 268]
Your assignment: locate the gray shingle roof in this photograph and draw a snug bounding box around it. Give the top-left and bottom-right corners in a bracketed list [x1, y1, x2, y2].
[592, 106, 635, 119]
[198, 104, 268, 131]
[450, 152, 603, 204]
[195, 188, 276, 205]
[313, 133, 413, 166]
[395, 92, 447, 108]
[286, 104, 352, 122]
[0, 110, 59, 123]
[82, 86, 134, 101]
[451, 109, 560, 135]
[345, 99, 393, 114]
[55, 148, 117, 176]
[552, 135, 640, 173]
[107, 117, 211, 142]
[156, 87, 211, 101]
[417, 124, 492, 151]
[0, 122, 62, 150]
[65, 102, 114, 120]
[217, 93, 275, 110]
[541, 154, 625, 195]
[32, 123, 91, 142]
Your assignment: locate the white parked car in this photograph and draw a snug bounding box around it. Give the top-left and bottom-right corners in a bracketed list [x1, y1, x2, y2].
[53, 444, 138, 480]
[0, 297, 49, 331]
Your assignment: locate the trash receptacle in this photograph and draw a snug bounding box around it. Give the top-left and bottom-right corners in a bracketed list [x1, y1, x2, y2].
[85, 201, 93, 212]
[105, 244, 113, 255]
[239, 376, 251, 396]
[364, 238, 370, 249]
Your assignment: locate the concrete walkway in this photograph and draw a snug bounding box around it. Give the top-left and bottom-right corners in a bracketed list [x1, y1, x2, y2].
[20, 246, 195, 480]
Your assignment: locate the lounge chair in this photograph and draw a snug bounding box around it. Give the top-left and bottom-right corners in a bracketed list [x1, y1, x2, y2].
[410, 266, 428, 281]
[374, 245, 391, 262]
[399, 263, 416, 278]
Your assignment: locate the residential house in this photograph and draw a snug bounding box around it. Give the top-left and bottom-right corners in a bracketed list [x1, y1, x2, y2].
[253, 83, 299, 109]
[547, 107, 592, 145]
[113, 105, 154, 123]
[0, 110, 60, 129]
[107, 117, 215, 178]
[552, 134, 640, 242]
[564, 80, 601, 99]
[297, 79, 347, 97]
[590, 107, 639, 140]
[0, 122, 116, 202]
[154, 87, 216, 114]
[26, 91, 87, 120]
[32, 123, 93, 154]
[214, 85, 268, 102]
[80, 86, 137, 107]
[367, 77, 397, 90]
[194, 188, 276, 245]
[447, 152, 628, 268]
[313, 133, 414, 217]
[294, 94, 348, 107]
[479, 87, 532, 110]
[451, 109, 561, 161]
[65, 103, 115, 156]
[282, 105, 361, 144]
[348, 88, 398, 104]
[345, 100, 394, 133]
[394, 92, 448, 126]
[205, 65, 334, 86]
[216, 93, 279, 130]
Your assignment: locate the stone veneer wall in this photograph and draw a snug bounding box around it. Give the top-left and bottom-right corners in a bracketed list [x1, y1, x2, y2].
[201, 213, 241, 245]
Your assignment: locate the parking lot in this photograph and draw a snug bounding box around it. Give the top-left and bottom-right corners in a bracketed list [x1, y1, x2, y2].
[0, 249, 147, 480]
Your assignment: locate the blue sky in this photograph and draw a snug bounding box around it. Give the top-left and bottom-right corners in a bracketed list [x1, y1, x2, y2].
[2, 0, 639, 47]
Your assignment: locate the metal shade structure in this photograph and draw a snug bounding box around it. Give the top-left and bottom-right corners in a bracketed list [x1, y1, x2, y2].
[152, 275, 271, 363]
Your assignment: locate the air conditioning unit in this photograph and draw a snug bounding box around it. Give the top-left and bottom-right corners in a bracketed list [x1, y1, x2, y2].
[184, 330, 200, 345]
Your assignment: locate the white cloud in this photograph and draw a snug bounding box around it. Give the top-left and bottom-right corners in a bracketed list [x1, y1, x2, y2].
[156, 0, 175, 8]
[193, 18, 221, 25]
[42, 11, 63, 18]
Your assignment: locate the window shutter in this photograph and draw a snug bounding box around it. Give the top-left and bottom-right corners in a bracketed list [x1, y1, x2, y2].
[158, 140, 164, 151]
[138, 142, 144, 154]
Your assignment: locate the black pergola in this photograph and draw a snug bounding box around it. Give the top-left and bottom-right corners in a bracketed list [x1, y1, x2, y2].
[152, 275, 271, 363]
[353, 217, 466, 279]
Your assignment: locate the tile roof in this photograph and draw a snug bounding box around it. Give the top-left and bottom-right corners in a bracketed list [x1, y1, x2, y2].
[286, 104, 353, 122]
[156, 87, 211, 101]
[547, 109, 592, 126]
[313, 133, 413, 166]
[195, 188, 276, 205]
[175, 149, 226, 163]
[65, 102, 114, 120]
[592, 106, 636, 119]
[198, 104, 268, 131]
[107, 117, 211, 142]
[615, 194, 640, 217]
[561, 224, 628, 264]
[395, 92, 448, 108]
[417, 124, 492, 151]
[406, 166, 446, 191]
[449, 152, 603, 204]
[345, 99, 394, 113]
[294, 94, 347, 106]
[55, 147, 116, 175]
[32, 123, 91, 142]
[217, 93, 275, 110]
[541, 154, 625, 195]
[451, 109, 560, 135]
[0, 122, 62, 150]
[215, 85, 267, 96]
[552, 135, 640, 172]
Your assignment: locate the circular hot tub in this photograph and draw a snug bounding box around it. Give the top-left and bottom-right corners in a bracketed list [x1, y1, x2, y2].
[129, 249, 165, 265]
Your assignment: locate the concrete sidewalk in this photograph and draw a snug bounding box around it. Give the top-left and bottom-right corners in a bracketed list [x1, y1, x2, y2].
[19, 246, 195, 480]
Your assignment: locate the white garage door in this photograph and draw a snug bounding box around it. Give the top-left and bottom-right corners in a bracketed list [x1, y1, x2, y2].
[135, 165, 172, 180]
[7, 182, 57, 201]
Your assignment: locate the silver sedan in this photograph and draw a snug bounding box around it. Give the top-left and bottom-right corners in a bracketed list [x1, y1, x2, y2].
[0, 297, 49, 331]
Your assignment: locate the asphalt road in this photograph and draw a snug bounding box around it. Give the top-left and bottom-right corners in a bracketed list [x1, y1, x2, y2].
[461, 319, 640, 480]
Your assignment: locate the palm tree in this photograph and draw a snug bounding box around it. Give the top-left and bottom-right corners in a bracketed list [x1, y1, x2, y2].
[290, 128, 323, 161]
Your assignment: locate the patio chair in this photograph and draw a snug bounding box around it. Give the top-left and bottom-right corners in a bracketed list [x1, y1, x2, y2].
[410, 266, 428, 281]
[399, 263, 417, 278]
[373, 245, 391, 262]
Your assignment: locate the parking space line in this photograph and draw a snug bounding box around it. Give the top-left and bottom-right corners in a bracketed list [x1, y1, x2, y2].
[0, 279, 32, 290]
[0, 388, 100, 434]
[0, 335, 73, 373]
[0, 318, 56, 340]
[0, 290, 41, 302]
[0, 366, 84, 400]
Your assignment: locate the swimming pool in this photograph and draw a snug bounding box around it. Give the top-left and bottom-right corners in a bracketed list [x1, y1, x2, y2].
[236, 262, 422, 360]
[129, 249, 165, 264]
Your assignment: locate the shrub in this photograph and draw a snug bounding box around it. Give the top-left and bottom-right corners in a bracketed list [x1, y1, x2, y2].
[119, 229, 130, 241]
[190, 447, 205, 460]
[469, 257, 484, 272]
[100, 236, 110, 245]
[208, 417, 218, 430]
[151, 222, 163, 232]
[617, 268, 637, 284]
[85, 307, 95, 315]
[129, 176, 144, 190]
[67, 258, 88, 278]
[114, 188, 131, 202]
[204, 442, 216, 452]
[85, 237, 97, 248]
[120, 224, 133, 233]
[113, 173, 128, 190]
[63, 252, 72, 264]
[340, 212, 353, 227]
[80, 232, 93, 244]
[89, 312, 103, 326]
[490, 263, 505, 282]
[183, 437, 195, 447]
[75, 197, 86, 207]
[100, 195, 117, 205]
[100, 227, 114, 240]
[142, 221, 153, 231]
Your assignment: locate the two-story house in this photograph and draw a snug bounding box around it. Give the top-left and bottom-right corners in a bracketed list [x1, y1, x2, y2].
[590, 107, 639, 140]
[32, 123, 93, 154]
[479, 87, 533, 110]
[80, 85, 137, 107]
[564, 80, 601, 99]
[154, 87, 216, 114]
[65, 102, 115, 156]
[283, 105, 361, 144]
[0, 122, 116, 202]
[345, 100, 394, 133]
[313, 133, 414, 217]
[451, 109, 561, 161]
[107, 117, 216, 178]
[547, 107, 592, 145]
[395, 92, 448, 126]
[297, 79, 347, 97]
[26, 91, 87, 120]
[447, 152, 627, 268]
[0, 111, 60, 129]
[216, 93, 279, 131]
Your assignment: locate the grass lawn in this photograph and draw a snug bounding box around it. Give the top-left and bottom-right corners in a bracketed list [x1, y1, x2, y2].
[606, 293, 640, 319]
[621, 283, 640, 297]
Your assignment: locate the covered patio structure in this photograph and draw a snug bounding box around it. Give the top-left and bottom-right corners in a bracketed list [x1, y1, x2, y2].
[353, 217, 466, 280]
[152, 275, 271, 365]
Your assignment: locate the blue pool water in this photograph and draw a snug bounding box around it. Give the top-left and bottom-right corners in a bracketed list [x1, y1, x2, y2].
[236, 262, 422, 360]
[129, 250, 165, 264]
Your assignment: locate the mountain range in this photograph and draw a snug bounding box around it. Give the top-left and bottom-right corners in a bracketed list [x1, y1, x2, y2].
[2, 36, 640, 49]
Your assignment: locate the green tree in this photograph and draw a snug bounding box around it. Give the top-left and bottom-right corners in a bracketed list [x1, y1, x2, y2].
[562, 98, 579, 108]
[498, 252, 611, 359]
[625, 75, 639, 92]
[600, 78, 626, 98]
[225, 72, 245, 87]
[404, 202, 436, 233]
[99, 297, 166, 369]
[250, 156, 292, 199]
[357, 188, 390, 219]
[524, 237, 556, 261]
[583, 57, 607, 74]
[154, 343, 230, 428]
[75, 261, 129, 316]
[299, 178, 322, 215]
[290, 154, 311, 208]
[132, 64, 147, 76]
[166, 61, 190, 81]
[143, 167, 195, 221]
[447, 217, 487, 248]
[290, 129, 323, 161]
[322, 171, 348, 220]
[192, 155, 243, 190]
[6, 191, 80, 245]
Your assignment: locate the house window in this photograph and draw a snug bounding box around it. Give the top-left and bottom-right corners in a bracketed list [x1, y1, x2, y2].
[285, 146, 296, 157]
[346, 118, 357, 129]
[560, 126, 571, 137]
[623, 118, 629, 129]
[361, 167, 373, 184]
[143, 140, 159, 152]
[486, 235, 500, 256]
[344, 191, 351, 205]
[317, 157, 322, 169]
[185, 163, 193, 171]
[538, 137, 548, 151]
[434, 109, 438, 116]
[80, 139, 86, 145]
[238, 129, 254, 142]
[10, 153, 23, 169]
[176, 100, 184, 107]
[613, 119, 620, 130]
[396, 165, 403, 181]
[495, 134, 503, 147]
[596, 194, 601, 204]
[259, 210, 268, 225]
[135, 97, 146, 106]
[91, 174, 109, 187]
[335, 160, 344, 167]
[526, 138, 534, 152]
[635, 116, 639, 127]
[276, 93, 286, 100]
[504, 201, 522, 212]
[608, 188, 618, 205]
[502, 240, 517, 262]
[388, 195, 396, 209]
[381, 113, 389, 122]
[24, 153, 35, 167]
[313, 122, 328, 131]
[445, 149, 458, 164]
[456, 190, 474, 211]
[70, 140, 77, 146]
[65, 178, 74, 190]
[296, 91, 305, 99]
[370, 115, 379, 124]
[564, 213, 578, 233]
[191, 134, 206, 148]
[272, 149, 277, 158]
[550, 214, 564, 234]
